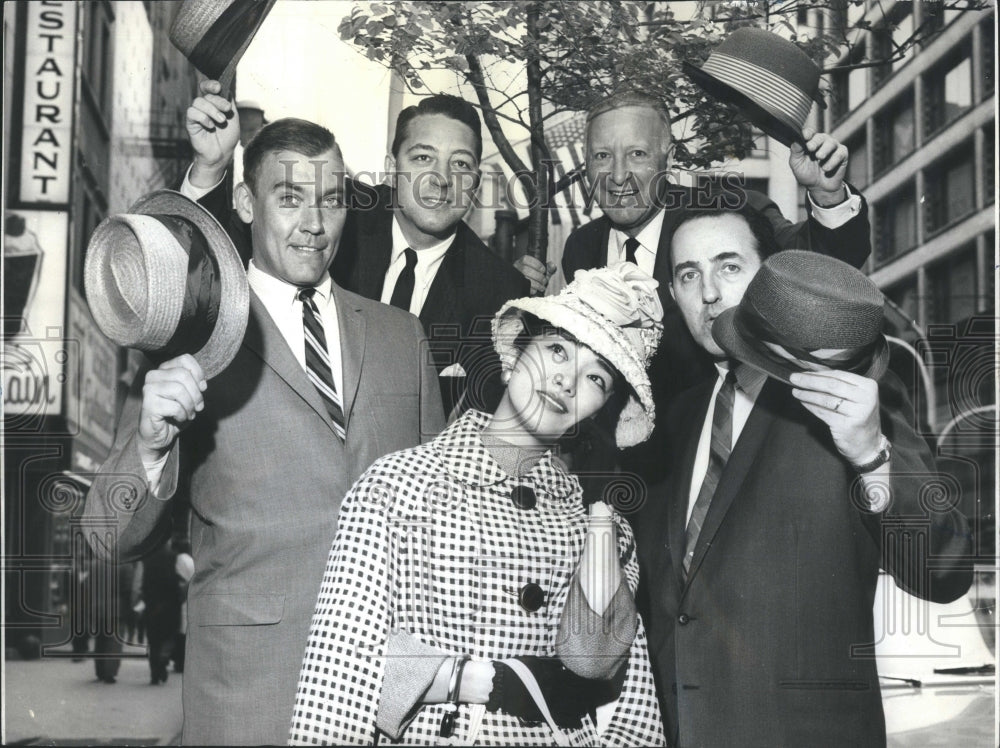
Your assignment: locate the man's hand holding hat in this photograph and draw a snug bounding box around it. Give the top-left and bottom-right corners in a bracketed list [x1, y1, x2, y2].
[137, 354, 207, 466]
[789, 126, 850, 207]
[789, 370, 882, 466]
[186, 79, 240, 190]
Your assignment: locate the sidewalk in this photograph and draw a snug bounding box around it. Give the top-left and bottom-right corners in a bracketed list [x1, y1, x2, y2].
[3, 645, 182, 746]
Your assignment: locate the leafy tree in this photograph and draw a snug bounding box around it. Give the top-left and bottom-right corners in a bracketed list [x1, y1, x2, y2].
[339, 0, 989, 262]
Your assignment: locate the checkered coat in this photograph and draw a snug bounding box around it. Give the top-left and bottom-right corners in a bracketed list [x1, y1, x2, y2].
[290, 410, 664, 746]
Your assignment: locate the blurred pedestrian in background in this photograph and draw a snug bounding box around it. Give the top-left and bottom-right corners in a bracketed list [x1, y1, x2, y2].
[139, 540, 183, 685]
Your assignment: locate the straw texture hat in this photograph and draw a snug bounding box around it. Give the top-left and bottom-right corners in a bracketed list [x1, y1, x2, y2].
[84, 190, 249, 379]
[712, 250, 889, 383]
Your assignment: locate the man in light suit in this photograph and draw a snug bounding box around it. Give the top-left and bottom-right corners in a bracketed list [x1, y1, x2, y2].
[630, 207, 973, 747]
[538, 92, 872, 486]
[85, 116, 444, 745]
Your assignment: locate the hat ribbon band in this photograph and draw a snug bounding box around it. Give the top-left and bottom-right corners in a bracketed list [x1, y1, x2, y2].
[146, 214, 223, 366]
[701, 52, 813, 125]
[188, 0, 272, 81]
[734, 305, 876, 375]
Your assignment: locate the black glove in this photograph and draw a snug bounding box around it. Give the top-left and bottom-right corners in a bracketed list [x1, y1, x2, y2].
[485, 656, 625, 729]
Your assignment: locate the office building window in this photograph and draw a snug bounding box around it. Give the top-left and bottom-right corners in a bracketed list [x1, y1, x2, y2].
[875, 185, 917, 265]
[845, 132, 869, 188]
[925, 145, 977, 235]
[830, 46, 868, 123]
[927, 246, 978, 325]
[985, 123, 995, 205]
[872, 5, 914, 88]
[885, 276, 919, 323]
[983, 18, 996, 98]
[874, 92, 915, 174]
[923, 44, 973, 137]
[744, 178, 769, 197]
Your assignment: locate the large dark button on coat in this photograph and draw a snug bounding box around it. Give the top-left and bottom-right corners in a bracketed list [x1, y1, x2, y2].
[518, 583, 545, 612]
[511, 486, 537, 510]
[678, 613, 690, 625]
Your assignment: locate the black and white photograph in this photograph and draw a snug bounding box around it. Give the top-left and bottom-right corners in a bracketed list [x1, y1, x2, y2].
[2, 1, 997, 745]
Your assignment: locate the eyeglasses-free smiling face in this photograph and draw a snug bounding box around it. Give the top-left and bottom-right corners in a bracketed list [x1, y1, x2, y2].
[235, 148, 347, 287]
[387, 113, 481, 248]
[669, 213, 763, 358]
[493, 332, 617, 448]
[586, 105, 673, 234]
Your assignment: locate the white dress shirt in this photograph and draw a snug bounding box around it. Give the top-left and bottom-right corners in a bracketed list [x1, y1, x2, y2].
[379, 218, 454, 316]
[607, 210, 664, 276]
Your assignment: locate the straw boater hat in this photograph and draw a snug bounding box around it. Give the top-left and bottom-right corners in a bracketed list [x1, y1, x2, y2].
[84, 190, 249, 379]
[169, 0, 277, 96]
[712, 250, 889, 384]
[492, 262, 664, 448]
[684, 27, 826, 147]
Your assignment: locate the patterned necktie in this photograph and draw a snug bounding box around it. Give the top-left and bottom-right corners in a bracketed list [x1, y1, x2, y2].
[683, 370, 737, 577]
[623, 237, 640, 265]
[298, 288, 346, 440]
[389, 248, 418, 311]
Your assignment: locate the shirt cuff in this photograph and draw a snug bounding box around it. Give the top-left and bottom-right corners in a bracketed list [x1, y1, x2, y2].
[179, 164, 224, 202]
[142, 452, 170, 495]
[807, 186, 862, 229]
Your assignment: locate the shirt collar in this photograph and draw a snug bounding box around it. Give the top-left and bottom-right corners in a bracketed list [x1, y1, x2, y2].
[611, 208, 666, 255]
[247, 260, 333, 306]
[390, 216, 455, 266]
[432, 410, 578, 501]
[715, 360, 768, 399]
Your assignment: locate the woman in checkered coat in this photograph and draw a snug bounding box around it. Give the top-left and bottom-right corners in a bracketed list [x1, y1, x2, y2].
[290, 263, 666, 746]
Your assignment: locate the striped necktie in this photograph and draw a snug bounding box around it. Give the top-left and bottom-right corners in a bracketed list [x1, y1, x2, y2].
[683, 369, 736, 577]
[298, 288, 346, 440]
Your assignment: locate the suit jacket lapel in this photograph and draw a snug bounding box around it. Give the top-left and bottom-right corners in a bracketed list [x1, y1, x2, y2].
[684, 377, 782, 585]
[243, 291, 339, 436]
[669, 383, 713, 589]
[420, 233, 462, 327]
[334, 287, 366, 432]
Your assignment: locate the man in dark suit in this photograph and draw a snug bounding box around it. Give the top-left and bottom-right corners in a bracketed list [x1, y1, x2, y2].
[86, 117, 444, 744]
[183, 86, 528, 417]
[630, 206, 972, 747]
[546, 92, 872, 486]
[333, 95, 529, 416]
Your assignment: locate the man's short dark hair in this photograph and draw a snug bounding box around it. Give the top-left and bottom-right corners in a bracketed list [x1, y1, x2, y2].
[391, 94, 483, 163]
[242, 118, 341, 193]
[668, 204, 782, 278]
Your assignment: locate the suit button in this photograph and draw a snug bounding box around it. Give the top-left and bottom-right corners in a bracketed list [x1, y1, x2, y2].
[678, 613, 690, 625]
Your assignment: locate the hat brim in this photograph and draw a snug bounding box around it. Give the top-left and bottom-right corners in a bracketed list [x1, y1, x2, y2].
[712, 306, 890, 384]
[127, 190, 249, 379]
[492, 298, 656, 449]
[684, 61, 805, 148]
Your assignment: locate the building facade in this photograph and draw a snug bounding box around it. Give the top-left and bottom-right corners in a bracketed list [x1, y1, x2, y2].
[3, 0, 198, 658]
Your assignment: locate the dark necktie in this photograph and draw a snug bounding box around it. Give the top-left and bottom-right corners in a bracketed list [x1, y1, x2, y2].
[623, 237, 640, 265]
[298, 288, 346, 440]
[683, 370, 737, 577]
[389, 248, 418, 311]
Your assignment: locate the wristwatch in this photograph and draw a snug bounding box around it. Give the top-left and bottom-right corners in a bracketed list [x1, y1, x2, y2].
[851, 435, 892, 473]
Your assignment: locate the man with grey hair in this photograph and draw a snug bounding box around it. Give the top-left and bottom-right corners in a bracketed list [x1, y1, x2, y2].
[540, 90, 872, 487]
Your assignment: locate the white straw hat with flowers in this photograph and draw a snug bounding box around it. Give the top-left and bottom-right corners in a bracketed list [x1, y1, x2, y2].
[492, 262, 663, 448]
